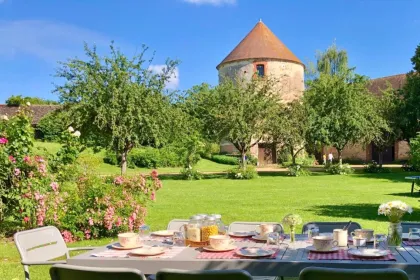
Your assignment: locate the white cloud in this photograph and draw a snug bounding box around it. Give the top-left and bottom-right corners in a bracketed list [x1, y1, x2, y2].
[148, 65, 179, 90]
[0, 20, 111, 62]
[182, 0, 236, 6]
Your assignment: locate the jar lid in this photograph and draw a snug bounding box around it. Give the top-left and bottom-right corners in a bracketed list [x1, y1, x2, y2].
[210, 214, 221, 219]
[189, 215, 200, 220]
[196, 214, 207, 218]
[205, 216, 216, 221]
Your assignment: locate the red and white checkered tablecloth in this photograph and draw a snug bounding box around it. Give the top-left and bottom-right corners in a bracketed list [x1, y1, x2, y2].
[308, 249, 396, 261]
[197, 247, 280, 259]
[91, 246, 185, 259]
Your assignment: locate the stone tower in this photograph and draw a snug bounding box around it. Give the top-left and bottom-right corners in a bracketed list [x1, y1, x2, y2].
[217, 20, 305, 102]
[217, 20, 305, 164]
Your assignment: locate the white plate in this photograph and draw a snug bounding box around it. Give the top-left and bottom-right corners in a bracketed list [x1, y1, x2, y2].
[203, 245, 236, 252]
[130, 247, 166, 256]
[236, 247, 275, 258]
[307, 246, 339, 253]
[229, 231, 256, 237]
[251, 235, 268, 241]
[152, 230, 175, 237]
[348, 248, 388, 258]
[350, 237, 375, 243]
[111, 243, 143, 250]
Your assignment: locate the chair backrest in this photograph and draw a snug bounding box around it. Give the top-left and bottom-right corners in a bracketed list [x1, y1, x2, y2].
[302, 222, 362, 234]
[156, 269, 253, 280]
[402, 222, 420, 233]
[50, 264, 147, 280]
[167, 219, 189, 231]
[299, 267, 409, 280]
[228, 221, 284, 234]
[14, 226, 69, 263]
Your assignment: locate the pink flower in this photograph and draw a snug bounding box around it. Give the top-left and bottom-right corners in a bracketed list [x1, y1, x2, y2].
[23, 155, 31, 163]
[113, 176, 124, 185]
[84, 229, 91, 240]
[50, 182, 59, 192]
[14, 168, 21, 176]
[116, 217, 122, 227]
[8, 155, 16, 163]
[61, 230, 74, 243]
[23, 217, 30, 223]
[150, 191, 156, 201]
[88, 217, 94, 226]
[35, 156, 44, 163]
[38, 163, 47, 176]
[151, 170, 158, 179]
[0, 137, 8, 144]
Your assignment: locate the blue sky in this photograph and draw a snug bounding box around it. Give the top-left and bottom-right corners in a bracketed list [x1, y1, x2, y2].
[0, 0, 419, 103]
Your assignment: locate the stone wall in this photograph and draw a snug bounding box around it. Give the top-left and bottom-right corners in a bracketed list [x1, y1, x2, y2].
[218, 59, 304, 102]
[397, 141, 410, 160]
[323, 143, 368, 162]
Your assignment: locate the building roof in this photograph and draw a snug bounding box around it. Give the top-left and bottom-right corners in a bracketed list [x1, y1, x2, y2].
[217, 20, 303, 69]
[367, 73, 407, 96]
[0, 105, 60, 125]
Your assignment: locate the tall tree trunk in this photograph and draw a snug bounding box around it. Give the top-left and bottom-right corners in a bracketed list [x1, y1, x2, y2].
[378, 151, 384, 168]
[291, 147, 296, 165]
[337, 149, 343, 166]
[121, 150, 128, 175]
[241, 150, 247, 171]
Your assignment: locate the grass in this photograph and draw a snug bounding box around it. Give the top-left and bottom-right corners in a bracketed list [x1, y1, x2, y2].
[33, 141, 233, 175]
[2, 170, 420, 279]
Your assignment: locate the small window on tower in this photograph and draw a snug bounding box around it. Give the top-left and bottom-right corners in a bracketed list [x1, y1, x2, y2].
[256, 64, 265, 77]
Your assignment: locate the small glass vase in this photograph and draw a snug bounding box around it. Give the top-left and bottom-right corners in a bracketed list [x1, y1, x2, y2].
[290, 227, 296, 243]
[387, 222, 403, 247]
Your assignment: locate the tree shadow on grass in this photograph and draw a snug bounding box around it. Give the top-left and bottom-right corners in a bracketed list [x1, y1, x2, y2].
[353, 171, 420, 184]
[310, 203, 420, 222]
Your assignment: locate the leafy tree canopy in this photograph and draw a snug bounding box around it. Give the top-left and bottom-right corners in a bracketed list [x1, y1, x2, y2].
[6, 95, 59, 106]
[54, 42, 179, 174]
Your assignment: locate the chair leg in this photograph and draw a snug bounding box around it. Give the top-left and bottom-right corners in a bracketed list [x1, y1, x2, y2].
[24, 265, 30, 280]
[280, 277, 284, 280]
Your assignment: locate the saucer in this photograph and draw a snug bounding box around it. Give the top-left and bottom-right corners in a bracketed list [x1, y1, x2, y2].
[236, 247, 275, 258]
[307, 246, 339, 253]
[348, 248, 388, 258]
[229, 231, 256, 237]
[350, 237, 374, 243]
[203, 245, 236, 252]
[251, 235, 268, 241]
[130, 246, 166, 256]
[152, 230, 175, 237]
[111, 243, 143, 250]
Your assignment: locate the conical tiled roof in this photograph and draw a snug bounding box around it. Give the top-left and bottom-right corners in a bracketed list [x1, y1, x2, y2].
[217, 20, 303, 69]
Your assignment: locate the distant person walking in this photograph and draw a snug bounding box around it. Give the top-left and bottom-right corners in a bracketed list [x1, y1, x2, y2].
[328, 153, 334, 163]
[322, 154, 327, 165]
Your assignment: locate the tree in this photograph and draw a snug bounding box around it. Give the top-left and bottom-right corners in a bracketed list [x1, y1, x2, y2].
[371, 85, 402, 167]
[400, 44, 420, 141]
[188, 77, 278, 171]
[268, 100, 308, 165]
[55, 42, 179, 174]
[305, 73, 386, 164]
[6, 95, 59, 106]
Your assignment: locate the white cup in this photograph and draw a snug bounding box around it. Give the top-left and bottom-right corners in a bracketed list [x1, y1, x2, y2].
[256, 224, 275, 237]
[313, 236, 338, 251]
[351, 229, 374, 241]
[118, 232, 139, 247]
[209, 235, 234, 250]
[333, 229, 348, 247]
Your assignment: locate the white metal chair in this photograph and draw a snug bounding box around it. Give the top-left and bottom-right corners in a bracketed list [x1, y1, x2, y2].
[50, 264, 147, 280]
[401, 222, 420, 233]
[156, 269, 253, 280]
[14, 226, 96, 280]
[299, 267, 409, 280]
[167, 219, 189, 231]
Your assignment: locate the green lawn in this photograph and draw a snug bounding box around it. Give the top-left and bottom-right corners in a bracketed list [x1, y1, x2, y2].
[2, 171, 420, 280]
[33, 141, 233, 175]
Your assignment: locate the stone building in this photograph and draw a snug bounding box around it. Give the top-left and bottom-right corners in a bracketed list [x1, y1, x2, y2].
[216, 20, 305, 165]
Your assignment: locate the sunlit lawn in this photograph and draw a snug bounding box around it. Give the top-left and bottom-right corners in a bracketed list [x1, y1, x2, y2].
[2, 170, 420, 280]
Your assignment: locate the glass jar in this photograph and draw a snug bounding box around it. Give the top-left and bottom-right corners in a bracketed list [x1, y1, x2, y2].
[387, 222, 403, 247]
[186, 215, 202, 242]
[210, 214, 226, 234]
[201, 216, 219, 242]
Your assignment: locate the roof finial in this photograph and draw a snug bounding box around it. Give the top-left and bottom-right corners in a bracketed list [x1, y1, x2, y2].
[259, 18, 262, 23]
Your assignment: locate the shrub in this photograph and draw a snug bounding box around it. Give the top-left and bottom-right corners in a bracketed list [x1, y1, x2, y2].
[210, 154, 239, 165]
[287, 165, 311, 176]
[159, 146, 182, 167]
[364, 161, 391, 173]
[409, 133, 420, 170]
[227, 166, 258, 179]
[37, 110, 68, 141]
[103, 150, 118, 165]
[325, 163, 354, 175]
[402, 163, 420, 172]
[180, 166, 202, 180]
[201, 142, 220, 158]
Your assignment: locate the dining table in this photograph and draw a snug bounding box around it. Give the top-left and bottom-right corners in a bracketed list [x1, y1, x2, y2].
[67, 234, 420, 279]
